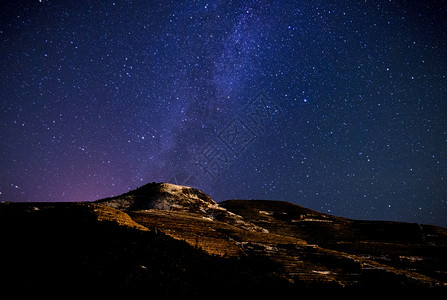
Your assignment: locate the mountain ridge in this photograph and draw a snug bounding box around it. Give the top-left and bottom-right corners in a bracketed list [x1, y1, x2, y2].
[1, 182, 446, 291]
[96, 182, 267, 232]
[96, 182, 216, 212]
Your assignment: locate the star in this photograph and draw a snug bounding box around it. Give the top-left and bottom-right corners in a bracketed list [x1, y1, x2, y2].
[0, 0, 445, 228]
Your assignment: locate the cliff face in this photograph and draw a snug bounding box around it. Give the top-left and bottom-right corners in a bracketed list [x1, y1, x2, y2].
[1, 182, 446, 292]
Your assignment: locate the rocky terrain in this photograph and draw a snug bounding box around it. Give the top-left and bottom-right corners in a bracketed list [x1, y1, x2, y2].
[1, 182, 446, 293]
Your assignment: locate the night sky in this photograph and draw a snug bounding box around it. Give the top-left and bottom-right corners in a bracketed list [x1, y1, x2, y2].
[1, 0, 446, 227]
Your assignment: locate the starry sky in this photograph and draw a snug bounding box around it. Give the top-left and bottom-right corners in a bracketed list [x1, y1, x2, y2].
[1, 0, 446, 227]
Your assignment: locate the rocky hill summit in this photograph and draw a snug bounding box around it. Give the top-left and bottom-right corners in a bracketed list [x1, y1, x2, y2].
[1, 182, 447, 293]
[96, 182, 265, 232]
[96, 182, 215, 212]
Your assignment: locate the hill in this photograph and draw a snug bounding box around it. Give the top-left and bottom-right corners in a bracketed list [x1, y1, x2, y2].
[1, 182, 446, 293]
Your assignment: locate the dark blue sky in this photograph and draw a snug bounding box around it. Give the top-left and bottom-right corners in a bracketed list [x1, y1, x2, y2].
[1, 0, 446, 227]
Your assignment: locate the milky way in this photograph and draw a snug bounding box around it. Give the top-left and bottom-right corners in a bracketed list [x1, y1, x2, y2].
[1, 0, 446, 226]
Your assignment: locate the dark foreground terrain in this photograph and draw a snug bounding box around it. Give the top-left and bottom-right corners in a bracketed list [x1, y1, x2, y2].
[1, 182, 446, 294]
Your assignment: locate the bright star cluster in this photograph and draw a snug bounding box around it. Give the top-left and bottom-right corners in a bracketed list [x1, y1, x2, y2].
[1, 0, 446, 227]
